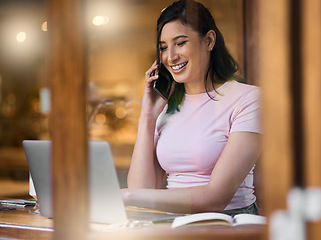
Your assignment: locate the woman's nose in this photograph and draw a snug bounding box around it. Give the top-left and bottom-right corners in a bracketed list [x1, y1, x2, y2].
[167, 47, 179, 63]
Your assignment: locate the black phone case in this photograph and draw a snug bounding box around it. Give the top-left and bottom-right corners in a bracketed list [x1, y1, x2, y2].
[153, 64, 174, 100]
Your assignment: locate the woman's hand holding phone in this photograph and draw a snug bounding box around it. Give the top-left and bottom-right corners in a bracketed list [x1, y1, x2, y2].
[141, 61, 169, 121]
[153, 63, 174, 100]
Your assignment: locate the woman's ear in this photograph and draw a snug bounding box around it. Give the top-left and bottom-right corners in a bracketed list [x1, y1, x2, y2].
[206, 30, 216, 51]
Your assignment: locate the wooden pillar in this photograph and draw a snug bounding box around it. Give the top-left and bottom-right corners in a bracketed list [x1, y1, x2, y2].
[47, 0, 89, 239]
[243, 0, 260, 86]
[302, 0, 321, 239]
[258, 0, 294, 218]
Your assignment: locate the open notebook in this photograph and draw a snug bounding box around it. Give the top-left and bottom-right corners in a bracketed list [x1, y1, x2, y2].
[23, 140, 181, 225]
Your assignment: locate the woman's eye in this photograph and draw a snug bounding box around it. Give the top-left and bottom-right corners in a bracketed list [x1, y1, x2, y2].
[159, 46, 167, 51]
[177, 41, 187, 47]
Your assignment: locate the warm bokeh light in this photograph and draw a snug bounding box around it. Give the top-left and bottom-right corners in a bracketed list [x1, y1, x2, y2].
[95, 113, 107, 124]
[115, 107, 126, 119]
[32, 100, 41, 113]
[41, 21, 47, 31]
[92, 15, 109, 26]
[16, 31, 26, 43]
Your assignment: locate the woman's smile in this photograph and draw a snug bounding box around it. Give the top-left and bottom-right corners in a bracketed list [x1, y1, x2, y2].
[171, 62, 188, 73]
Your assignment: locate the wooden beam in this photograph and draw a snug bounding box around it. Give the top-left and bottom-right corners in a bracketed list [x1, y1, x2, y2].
[235, 0, 245, 79]
[243, 0, 260, 85]
[258, 0, 294, 218]
[47, 0, 89, 239]
[302, 0, 321, 239]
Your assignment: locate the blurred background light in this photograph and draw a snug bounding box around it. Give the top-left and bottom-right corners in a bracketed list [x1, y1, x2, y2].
[41, 21, 47, 31]
[92, 15, 109, 26]
[16, 32, 26, 43]
[115, 107, 126, 119]
[95, 113, 107, 124]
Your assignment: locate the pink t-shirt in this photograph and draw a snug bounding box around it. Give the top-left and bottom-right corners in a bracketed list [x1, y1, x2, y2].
[155, 80, 261, 210]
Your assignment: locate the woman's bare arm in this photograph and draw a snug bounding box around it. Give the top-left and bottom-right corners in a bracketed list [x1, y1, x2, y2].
[127, 115, 165, 189]
[127, 61, 167, 189]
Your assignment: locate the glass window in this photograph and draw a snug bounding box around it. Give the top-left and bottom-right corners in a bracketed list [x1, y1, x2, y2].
[0, 0, 243, 195]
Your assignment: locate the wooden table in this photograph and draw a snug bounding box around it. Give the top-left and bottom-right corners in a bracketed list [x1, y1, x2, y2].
[0, 206, 265, 240]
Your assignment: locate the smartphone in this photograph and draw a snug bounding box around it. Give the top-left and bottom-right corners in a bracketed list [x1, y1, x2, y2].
[153, 63, 174, 100]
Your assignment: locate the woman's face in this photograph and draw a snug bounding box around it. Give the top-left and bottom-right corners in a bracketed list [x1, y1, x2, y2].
[159, 20, 211, 94]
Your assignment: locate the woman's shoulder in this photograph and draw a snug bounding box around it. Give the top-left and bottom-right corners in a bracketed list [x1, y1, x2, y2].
[227, 80, 260, 91]
[215, 80, 261, 108]
[221, 80, 260, 98]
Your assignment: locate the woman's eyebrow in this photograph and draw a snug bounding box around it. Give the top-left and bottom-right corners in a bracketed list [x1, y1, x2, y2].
[159, 35, 189, 44]
[173, 35, 188, 41]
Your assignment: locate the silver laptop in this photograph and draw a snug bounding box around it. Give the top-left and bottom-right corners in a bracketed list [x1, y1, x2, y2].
[23, 140, 181, 225]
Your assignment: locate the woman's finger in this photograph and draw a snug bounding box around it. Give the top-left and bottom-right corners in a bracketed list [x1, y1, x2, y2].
[145, 61, 159, 79]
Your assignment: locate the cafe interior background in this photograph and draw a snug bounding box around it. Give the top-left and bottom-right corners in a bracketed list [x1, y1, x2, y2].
[0, 0, 247, 198]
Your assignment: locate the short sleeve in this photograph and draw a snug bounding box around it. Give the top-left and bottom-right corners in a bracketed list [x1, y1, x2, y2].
[230, 87, 261, 134]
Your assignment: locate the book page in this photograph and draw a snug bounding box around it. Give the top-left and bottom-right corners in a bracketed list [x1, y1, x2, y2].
[233, 214, 267, 226]
[171, 212, 232, 228]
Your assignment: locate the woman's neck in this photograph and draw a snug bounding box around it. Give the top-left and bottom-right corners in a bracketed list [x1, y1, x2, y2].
[184, 81, 223, 95]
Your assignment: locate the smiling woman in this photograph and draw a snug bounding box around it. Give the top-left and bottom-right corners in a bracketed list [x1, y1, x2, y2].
[125, 0, 261, 216]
